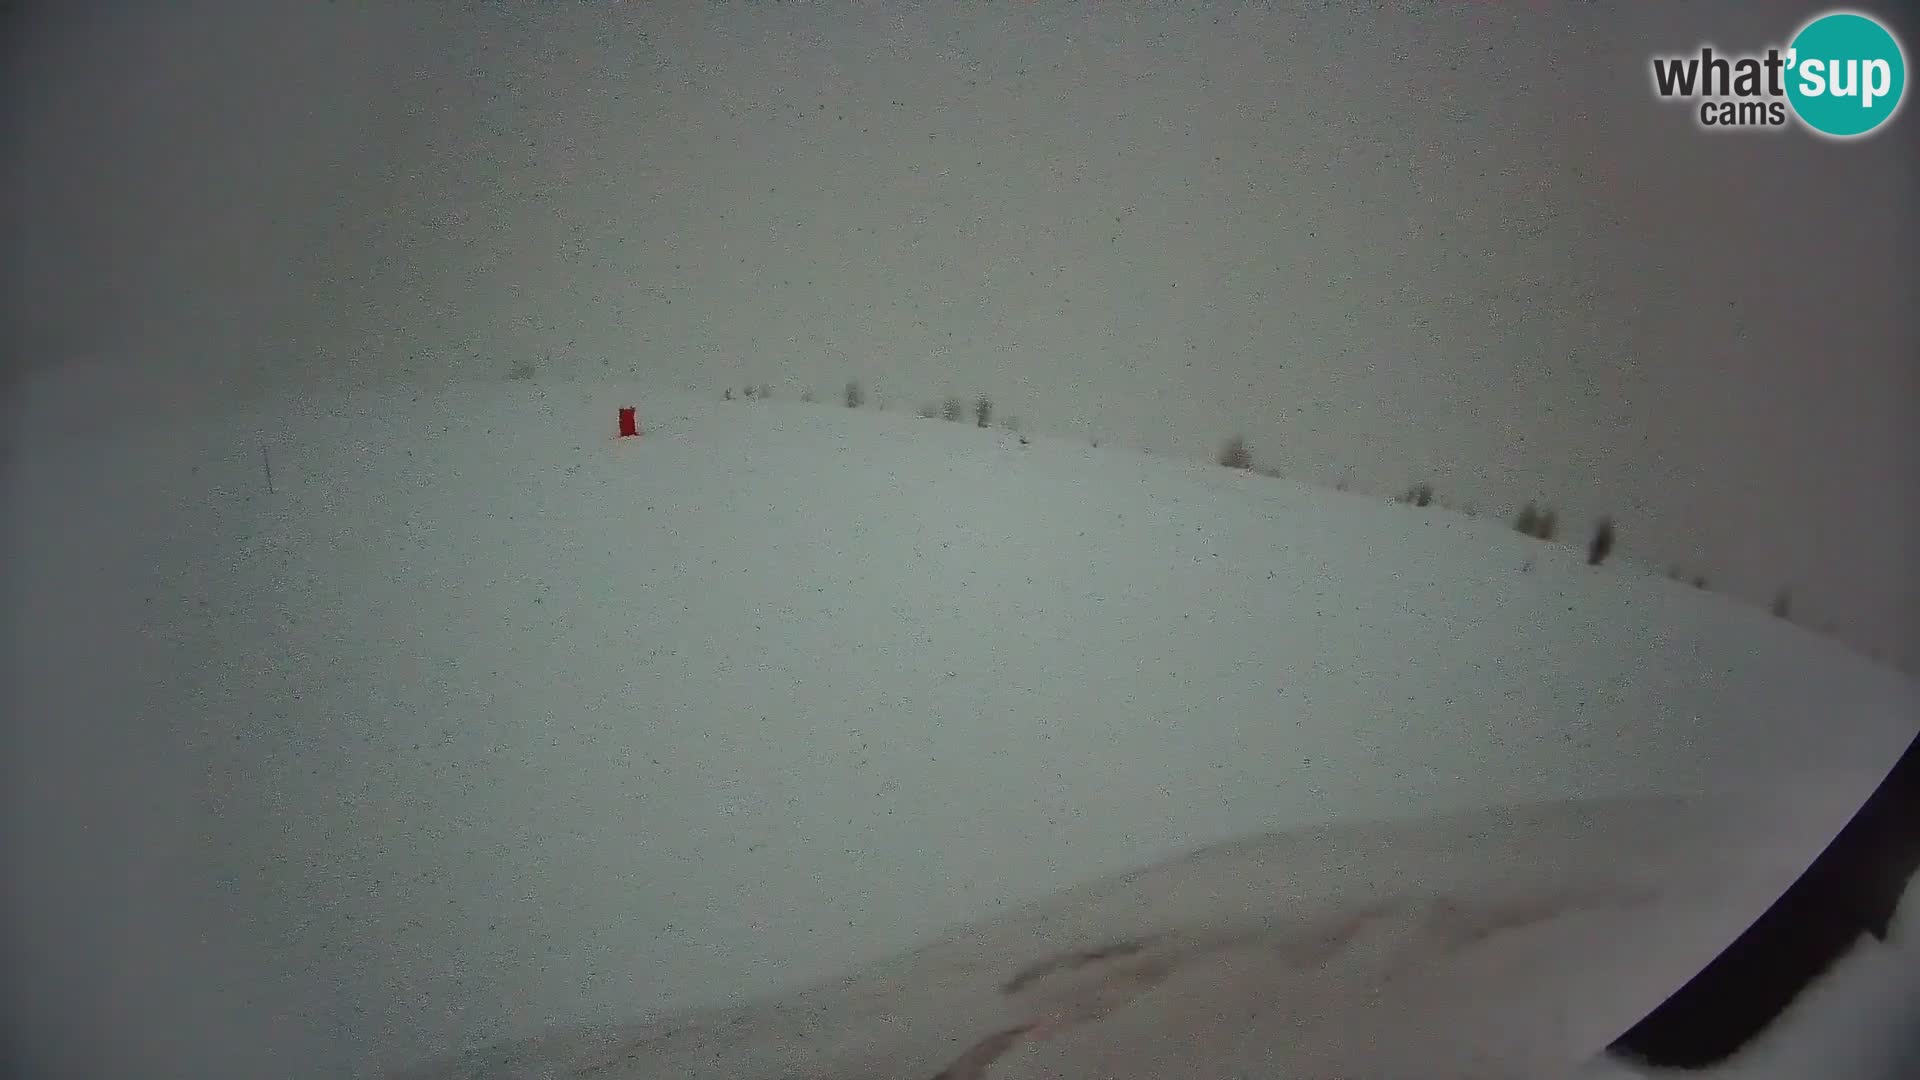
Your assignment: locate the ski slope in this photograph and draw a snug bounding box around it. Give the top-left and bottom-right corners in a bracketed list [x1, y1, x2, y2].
[5, 377, 1915, 1078]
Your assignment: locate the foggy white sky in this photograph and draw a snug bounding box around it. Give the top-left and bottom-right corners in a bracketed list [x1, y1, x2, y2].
[4, 0, 1915, 667]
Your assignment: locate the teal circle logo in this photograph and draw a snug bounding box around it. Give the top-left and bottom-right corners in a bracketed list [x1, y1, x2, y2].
[1786, 11, 1907, 138]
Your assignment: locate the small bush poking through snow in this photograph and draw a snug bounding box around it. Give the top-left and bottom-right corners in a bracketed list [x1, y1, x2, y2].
[1692, 574, 1709, 589]
[1515, 502, 1557, 540]
[1534, 507, 1559, 541]
[1400, 481, 1434, 507]
[723, 387, 734, 401]
[917, 402, 940, 420]
[845, 380, 864, 408]
[1587, 517, 1615, 565]
[1218, 436, 1253, 470]
[1515, 502, 1540, 535]
[743, 385, 757, 399]
[974, 395, 992, 428]
[1772, 588, 1793, 619]
[800, 388, 815, 403]
[942, 395, 965, 422]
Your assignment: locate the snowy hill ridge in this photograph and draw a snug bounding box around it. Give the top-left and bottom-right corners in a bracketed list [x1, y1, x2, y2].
[5, 378, 1915, 1078]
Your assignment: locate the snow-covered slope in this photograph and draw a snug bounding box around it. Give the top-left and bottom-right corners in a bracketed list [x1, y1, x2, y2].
[4, 378, 1914, 1078]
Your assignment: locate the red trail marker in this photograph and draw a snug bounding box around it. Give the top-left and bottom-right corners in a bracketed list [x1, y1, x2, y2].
[618, 407, 640, 438]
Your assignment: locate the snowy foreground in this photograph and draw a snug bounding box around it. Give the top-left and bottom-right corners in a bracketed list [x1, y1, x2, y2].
[396, 794, 1912, 1080]
[6, 379, 1916, 1078]
[1576, 872, 1920, 1080]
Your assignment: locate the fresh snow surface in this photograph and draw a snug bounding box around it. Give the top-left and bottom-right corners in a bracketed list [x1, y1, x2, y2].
[5, 378, 1915, 1078]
